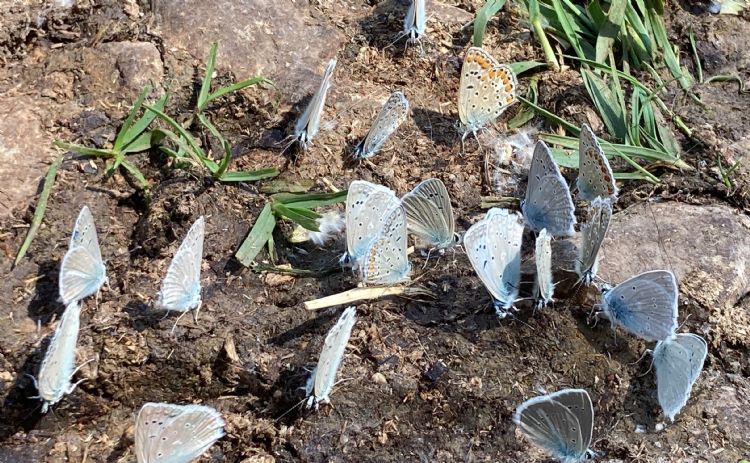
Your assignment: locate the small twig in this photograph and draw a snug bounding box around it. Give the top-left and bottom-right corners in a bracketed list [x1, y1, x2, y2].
[304, 285, 435, 311]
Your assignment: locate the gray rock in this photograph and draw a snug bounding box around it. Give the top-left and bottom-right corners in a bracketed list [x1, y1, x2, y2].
[97, 42, 164, 93]
[154, 0, 344, 97]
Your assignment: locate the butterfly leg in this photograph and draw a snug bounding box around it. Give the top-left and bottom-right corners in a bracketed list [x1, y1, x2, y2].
[24, 374, 40, 395]
[170, 310, 189, 334]
[193, 300, 203, 324]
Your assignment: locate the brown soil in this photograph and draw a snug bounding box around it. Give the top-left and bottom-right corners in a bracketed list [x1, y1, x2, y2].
[1, 1, 749, 462]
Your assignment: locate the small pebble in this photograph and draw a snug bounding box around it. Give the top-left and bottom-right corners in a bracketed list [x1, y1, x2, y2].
[371, 372, 387, 385]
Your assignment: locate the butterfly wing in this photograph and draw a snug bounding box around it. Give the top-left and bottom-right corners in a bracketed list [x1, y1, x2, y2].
[403, 0, 426, 39]
[354, 91, 409, 159]
[360, 206, 411, 285]
[464, 208, 524, 310]
[37, 301, 81, 412]
[458, 47, 517, 132]
[308, 307, 358, 407]
[601, 270, 678, 341]
[576, 197, 612, 285]
[534, 228, 554, 309]
[294, 59, 336, 147]
[577, 124, 618, 203]
[522, 142, 576, 237]
[401, 178, 455, 249]
[654, 333, 707, 421]
[345, 181, 400, 264]
[135, 402, 225, 463]
[157, 217, 204, 312]
[513, 388, 593, 461]
[59, 206, 107, 304]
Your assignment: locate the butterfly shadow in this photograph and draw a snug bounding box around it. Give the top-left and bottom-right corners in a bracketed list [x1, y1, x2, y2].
[0, 339, 50, 439]
[26, 260, 66, 325]
[357, 0, 410, 50]
[123, 299, 170, 332]
[411, 107, 459, 148]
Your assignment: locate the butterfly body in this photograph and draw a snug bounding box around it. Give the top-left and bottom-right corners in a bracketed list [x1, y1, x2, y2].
[514, 388, 596, 463]
[59, 206, 108, 305]
[306, 307, 358, 409]
[522, 141, 576, 237]
[576, 197, 612, 285]
[401, 178, 458, 250]
[157, 217, 205, 314]
[403, 0, 426, 42]
[359, 205, 411, 285]
[600, 270, 678, 341]
[354, 91, 409, 159]
[577, 124, 618, 203]
[653, 332, 707, 421]
[464, 208, 524, 317]
[294, 59, 336, 149]
[35, 301, 82, 413]
[534, 228, 554, 310]
[458, 47, 517, 141]
[344, 181, 400, 268]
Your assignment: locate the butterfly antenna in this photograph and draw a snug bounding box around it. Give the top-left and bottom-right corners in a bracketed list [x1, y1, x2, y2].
[275, 397, 308, 422]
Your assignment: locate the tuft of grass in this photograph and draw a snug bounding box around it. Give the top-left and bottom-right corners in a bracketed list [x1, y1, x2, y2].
[235, 190, 347, 267]
[54, 84, 167, 191]
[13, 155, 64, 268]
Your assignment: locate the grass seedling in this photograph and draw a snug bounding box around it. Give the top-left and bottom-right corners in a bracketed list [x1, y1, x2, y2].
[235, 190, 348, 267]
[53, 84, 166, 191]
[472, 0, 508, 48]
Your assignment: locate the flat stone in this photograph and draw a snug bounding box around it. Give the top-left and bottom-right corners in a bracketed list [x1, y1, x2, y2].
[154, 0, 344, 96]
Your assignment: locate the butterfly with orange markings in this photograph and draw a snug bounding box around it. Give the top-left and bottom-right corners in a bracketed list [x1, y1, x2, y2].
[458, 47, 518, 142]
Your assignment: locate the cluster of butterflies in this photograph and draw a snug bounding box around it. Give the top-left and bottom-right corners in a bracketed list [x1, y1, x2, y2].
[25, 14, 710, 460]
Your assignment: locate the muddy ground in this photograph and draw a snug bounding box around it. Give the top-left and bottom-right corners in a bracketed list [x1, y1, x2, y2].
[0, 0, 749, 462]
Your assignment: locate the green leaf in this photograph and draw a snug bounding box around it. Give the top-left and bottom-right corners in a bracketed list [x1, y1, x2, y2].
[595, 0, 627, 64]
[198, 41, 219, 111]
[53, 140, 114, 158]
[509, 76, 539, 128]
[473, 0, 507, 47]
[114, 85, 151, 152]
[120, 159, 150, 190]
[272, 203, 321, 231]
[518, 96, 579, 133]
[14, 155, 63, 267]
[121, 130, 166, 154]
[218, 167, 280, 182]
[235, 204, 276, 266]
[509, 61, 546, 75]
[197, 112, 232, 178]
[270, 190, 347, 209]
[581, 69, 627, 140]
[207, 76, 272, 104]
[551, 0, 585, 59]
[145, 106, 214, 172]
[122, 91, 169, 150]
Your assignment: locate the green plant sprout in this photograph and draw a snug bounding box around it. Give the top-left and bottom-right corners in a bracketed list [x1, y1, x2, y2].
[235, 190, 347, 267]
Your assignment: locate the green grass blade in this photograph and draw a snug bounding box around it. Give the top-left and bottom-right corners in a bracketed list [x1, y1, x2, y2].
[14, 155, 63, 267]
[473, 0, 507, 47]
[122, 130, 166, 154]
[53, 140, 114, 158]
[198, 41, 219, 111]
[236, 203, 276, 266]
[197, 112, 231, 178]
[122, 91, 168, 150]
[518, 96, 579, 133]
[688, 26, 703, 83]
[114, 85, 151, 152]
[206, 76, 272, 105]
[649, 9, 693, 90]
[509, 76, 539, 128]
[151, 127, 210, 168]
[120, 159, 150, 190]
[551, 0, 586, 59]
[581, 69, 627, 140]
[595, 0, 627, 64]
[272, 203, 321, 231]
[145, 105, 215, 172]
[218, 167, 280, 182]
[509, 61, 547, 75]
[270, 190, 347, 208]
